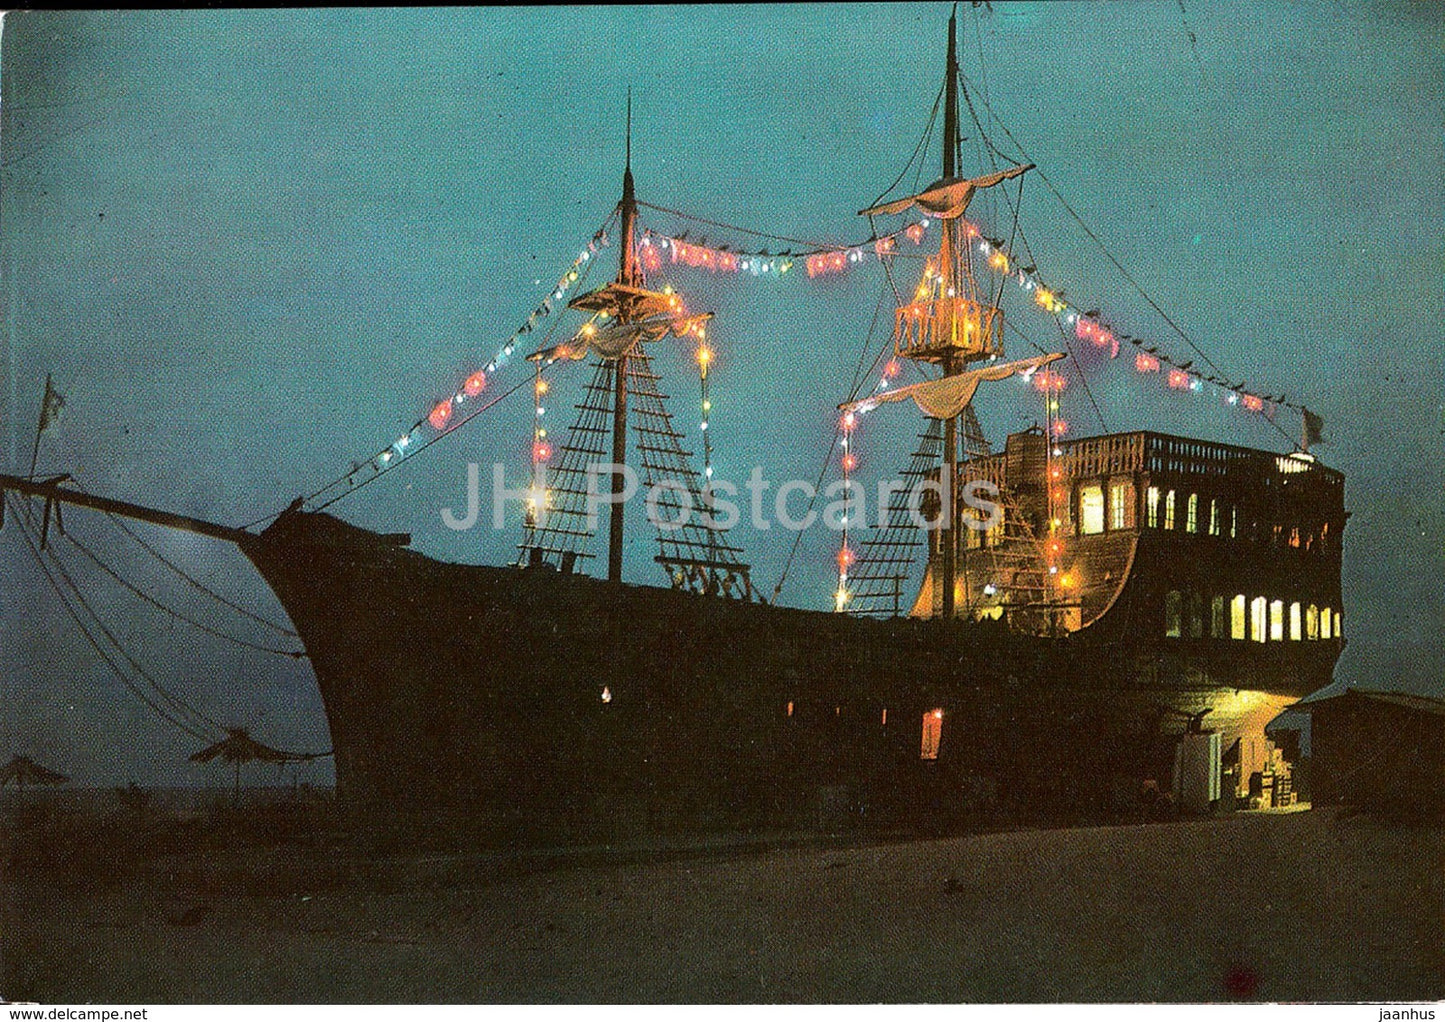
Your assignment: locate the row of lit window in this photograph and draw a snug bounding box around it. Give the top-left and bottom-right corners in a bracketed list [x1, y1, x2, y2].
[1164, 591, 1338, 642]
[1072, 482, 1333, 554]
[1074, 479, 1219, 537]
[1146, 487, 1235, 536]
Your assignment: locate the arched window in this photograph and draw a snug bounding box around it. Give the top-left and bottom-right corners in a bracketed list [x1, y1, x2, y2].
[1186, 493, 1199, 533]
[1269, 599, 1284, 641]
[1164, 490, 1177, 530]
[1209, 499, 1221, 536]
[1289, 602, 1302, 641]
[1231, 594, 1246, 640]
[1306, 604, 1320, 640]
[1165, 590, 1183, 638]
[1321, 607, 1333, 640]
[1147, 486, 1160, 528]
[1250, 596, 1267, 643]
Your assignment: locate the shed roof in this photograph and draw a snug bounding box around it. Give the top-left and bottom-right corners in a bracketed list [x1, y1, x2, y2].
[1290, 687, 1445, 718]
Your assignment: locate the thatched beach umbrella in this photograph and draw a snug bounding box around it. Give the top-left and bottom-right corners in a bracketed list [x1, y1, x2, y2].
[1, 754, 70, 803]
[190, 728, 290, 802]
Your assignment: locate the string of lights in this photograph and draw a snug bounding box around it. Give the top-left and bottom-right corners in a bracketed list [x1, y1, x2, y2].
[286, 217, 615, 519]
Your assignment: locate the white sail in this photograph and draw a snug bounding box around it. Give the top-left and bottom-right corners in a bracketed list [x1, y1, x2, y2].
[840, 352, 1063, 420]
[859, 164, 1034, 220]
[528, 313, 712, 363]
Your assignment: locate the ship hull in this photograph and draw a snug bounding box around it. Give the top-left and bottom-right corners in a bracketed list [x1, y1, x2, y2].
[242, 511, 1339, 841]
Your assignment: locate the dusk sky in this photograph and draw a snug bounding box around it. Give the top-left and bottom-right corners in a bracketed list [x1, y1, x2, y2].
[1, 4, 1440, 785]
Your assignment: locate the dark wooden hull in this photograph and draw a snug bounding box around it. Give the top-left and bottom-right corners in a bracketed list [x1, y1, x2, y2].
[241, 510, 1341, 841]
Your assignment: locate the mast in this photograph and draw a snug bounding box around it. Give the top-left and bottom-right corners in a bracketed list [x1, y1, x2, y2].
[608, 96, 640, 584]
[940, 7, 961, 621]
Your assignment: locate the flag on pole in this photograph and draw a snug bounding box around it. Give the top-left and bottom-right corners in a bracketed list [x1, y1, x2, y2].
[1302, 407, 1325, 449]
[38, 375, 65, 432]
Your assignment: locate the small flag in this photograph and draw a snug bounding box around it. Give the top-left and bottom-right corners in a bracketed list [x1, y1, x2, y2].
[38, 375, 65, 432]
[1303, 407, 1325, 448]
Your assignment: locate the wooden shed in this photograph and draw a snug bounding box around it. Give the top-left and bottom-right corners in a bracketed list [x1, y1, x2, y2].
[1293, 689, 1444, 817]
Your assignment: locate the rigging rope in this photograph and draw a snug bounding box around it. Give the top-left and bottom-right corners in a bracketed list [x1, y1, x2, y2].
[7, 493, 217, 741]
[101, 510, 298, 636]
[770, 275, 894, 605]
[58, 528, 307, 658]
[242, 213, 618, 529]
[866, 79, 946, 212]
[310, 367, 550, 514]
[11, 493, 332, 759]
[965, 79, 1304, 449]
[300, 222, 610, 516]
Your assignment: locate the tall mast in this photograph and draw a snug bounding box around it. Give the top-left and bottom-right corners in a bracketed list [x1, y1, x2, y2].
[608, 94, 639, 583]
[939, 7, 961, 622]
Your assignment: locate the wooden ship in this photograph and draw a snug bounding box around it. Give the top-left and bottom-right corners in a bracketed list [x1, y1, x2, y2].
[0, 11, 1345, 840]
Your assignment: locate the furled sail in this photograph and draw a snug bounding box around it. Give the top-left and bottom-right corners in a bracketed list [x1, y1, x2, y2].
[528, 313, 712, 363]
[859, 163, 1035, 220]
[840, 352, 1063, 420]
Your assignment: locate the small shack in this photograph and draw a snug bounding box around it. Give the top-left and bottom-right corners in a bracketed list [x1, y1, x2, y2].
[1292, 688, 1445, 817]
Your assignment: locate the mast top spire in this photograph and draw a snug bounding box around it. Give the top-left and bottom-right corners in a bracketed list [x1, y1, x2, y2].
[943, 4, 960, 180]
[618, 89, 640, 287]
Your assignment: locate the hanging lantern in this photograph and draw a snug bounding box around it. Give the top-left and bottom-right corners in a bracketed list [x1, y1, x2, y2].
[429, 401, 453, 431]
[464, 371, 488, 397]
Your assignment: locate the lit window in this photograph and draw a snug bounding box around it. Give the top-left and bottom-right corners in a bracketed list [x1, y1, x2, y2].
[921, 709, 943, 760]
[1230, 506, 1238, 539]
[1289, 602, 1301, 641]
[1209, 499, 1220, 536]
[1306, 604, 1319, 640]
[786, 700, 794, 717]
[1165, 490, 1176, 530]
[1109, 477, 1133, 530]
[1165, 590, 1183, 638]
[1231, 595, 1246, 640]
[1079, 483, 1105, 535]
[1189, 592, 1204, 637]
[1186, 493, 1198, 533]
[1250, 596, 1267, 643]
[1147, 486, 1160, 528]
[1321, 607, 1333, 640]
[881, 708, 888, 726]
[1211, 595, 1226, 638]
[1270, 599, 1284, 641]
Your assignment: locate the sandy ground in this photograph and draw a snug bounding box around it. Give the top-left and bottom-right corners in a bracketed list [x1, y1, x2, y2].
[2, 806, 1440, 1003]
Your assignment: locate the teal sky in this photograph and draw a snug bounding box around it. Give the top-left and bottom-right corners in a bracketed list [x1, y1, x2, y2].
[1, 4, 1441, 784]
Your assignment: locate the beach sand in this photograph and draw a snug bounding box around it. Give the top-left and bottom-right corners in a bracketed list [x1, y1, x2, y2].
[2, 804, 1440, 1003]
